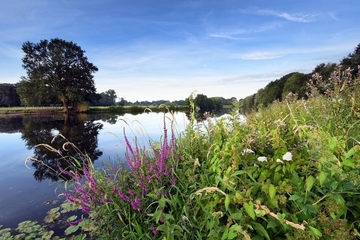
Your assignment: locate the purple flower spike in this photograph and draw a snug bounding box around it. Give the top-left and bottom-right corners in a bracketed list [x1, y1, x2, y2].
[151, 226, 159, 235]
[69, 219, 82, 226]
[131, 198, 142, 210]
[81, 204, 91, 212]
[118, 190, 131, 202]
[169, 177, 177, 185]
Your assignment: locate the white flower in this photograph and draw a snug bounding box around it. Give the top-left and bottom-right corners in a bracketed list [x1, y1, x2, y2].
[254, 164, 259, 167]
[276, 158, 284, 164]
[282, 152, 292, 161]
[257, 156, 267, 162]
[242, 148, 255, 155]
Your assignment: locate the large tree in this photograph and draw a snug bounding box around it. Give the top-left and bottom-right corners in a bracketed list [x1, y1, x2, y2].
[341, 43, 360, 76]
[21, 38, 98, 112]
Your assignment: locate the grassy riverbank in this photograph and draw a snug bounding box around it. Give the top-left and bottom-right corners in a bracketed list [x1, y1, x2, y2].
[1, 69, 360, 239]
[0, 105, 189, 116]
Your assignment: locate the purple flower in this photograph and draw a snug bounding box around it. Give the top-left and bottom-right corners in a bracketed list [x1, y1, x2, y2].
[131, 198, 142, 210]
[81, 204, 91, 212]
[149, 163, 155, 173]
[59, 167, 74, 178]
[69, 219, 82, 226]
[151, 226, 159, 235]
[118, 190, 131, 202]
[169, 177, 177, 185]
[147, 175, 153, 183]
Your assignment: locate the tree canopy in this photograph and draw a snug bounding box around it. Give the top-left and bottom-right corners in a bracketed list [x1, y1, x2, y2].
[21, 38, 98, 112]
[0, 83, 21, 107]
[341, 43, 360, 76]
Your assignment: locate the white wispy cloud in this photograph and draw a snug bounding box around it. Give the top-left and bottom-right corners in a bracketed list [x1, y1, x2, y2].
[0, 42, 23, 59]
[208, 34, 248, 40]
[208, 21, 282, 40]
[234, 51, 286, 60]
[254, 9, 319, 23]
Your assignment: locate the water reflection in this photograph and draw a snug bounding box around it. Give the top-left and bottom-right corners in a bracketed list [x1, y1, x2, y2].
[20, 115, 103, 181]
[0, 113, 128, 182]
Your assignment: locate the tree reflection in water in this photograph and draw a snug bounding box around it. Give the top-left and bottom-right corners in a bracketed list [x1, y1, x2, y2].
[21, 114, 103, 182]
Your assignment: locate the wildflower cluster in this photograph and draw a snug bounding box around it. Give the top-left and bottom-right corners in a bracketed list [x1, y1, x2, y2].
[124, 117, 177, 197]
[60, 164, 102, 214]
[59, 116, 179, 237]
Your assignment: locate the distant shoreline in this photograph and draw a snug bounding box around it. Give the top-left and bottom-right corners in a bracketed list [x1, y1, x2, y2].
[0, 105, 190, 117]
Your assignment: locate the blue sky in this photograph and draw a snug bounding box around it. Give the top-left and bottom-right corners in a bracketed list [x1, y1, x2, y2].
[1, 0, 359, 102]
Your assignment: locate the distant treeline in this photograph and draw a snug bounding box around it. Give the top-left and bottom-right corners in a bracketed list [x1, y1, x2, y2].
[239, 43, 360, 113]
[0, 83, 236, 112]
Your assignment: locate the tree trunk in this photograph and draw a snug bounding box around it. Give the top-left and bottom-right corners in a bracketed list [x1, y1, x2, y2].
[62, 100, 69, 113]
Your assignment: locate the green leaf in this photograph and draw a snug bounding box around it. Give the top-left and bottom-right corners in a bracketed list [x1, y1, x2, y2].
[267, 220, 278, 229]
[74, 233, 87, 240]
[230, 212, 243, 220]
[67, 215, 78, 222]
[154, 210, 162, 223]
[306, 176, 315, 192]
[221, 229, 229, 240]
[289, 194, 302, 201]
[269, 184, 276, 199]
[308, 226, 322, 237]
[64, 225, 79, 235]
[227, 229, 237, 240]
[243, 202, 255, 220]
[253, 222, 270, 240]
[345, 145, 358, 159]
[225, 194, 230, 211]
[146, 193, 158, 199]
[47, 207, 60, 215]
[229, 224, 242, 232]
[342, 159, 355, 168]
[231, 170, 257, 183]
[318, 172, 327, 187]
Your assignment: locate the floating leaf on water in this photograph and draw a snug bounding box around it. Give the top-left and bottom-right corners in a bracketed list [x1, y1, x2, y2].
[47, 207, 60, 215]
[44, 200, 59, 205]
[16, 220, 39, 233]
[0, 227, 11, 235]
[64, 225, 80, 235]
[14, 233, 26, 239]
[60, 201, 81, 213]
[41, 230, 54, 240]
[67, 215, 78, 222]
[44, 212, 61, 223]
[79, 220, 96, 231]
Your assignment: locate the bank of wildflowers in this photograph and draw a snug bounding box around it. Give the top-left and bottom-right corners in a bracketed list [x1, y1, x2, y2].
[59, 67, 359, 240]
[1, 66, 360, 239]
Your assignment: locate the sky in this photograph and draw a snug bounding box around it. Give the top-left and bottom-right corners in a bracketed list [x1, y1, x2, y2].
[1, 0, 360, 102]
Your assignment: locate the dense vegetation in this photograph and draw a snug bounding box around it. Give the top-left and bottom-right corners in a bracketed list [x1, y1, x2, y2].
[1, 63, 360, 239]
[240, 43, 360, 113]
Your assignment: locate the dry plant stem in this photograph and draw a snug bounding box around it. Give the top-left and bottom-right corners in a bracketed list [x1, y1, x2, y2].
[195, 187, 227, 196]
[24, 157, 57, 173]
[255, 201, 306, 230]
[241, 231, 251, 240]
